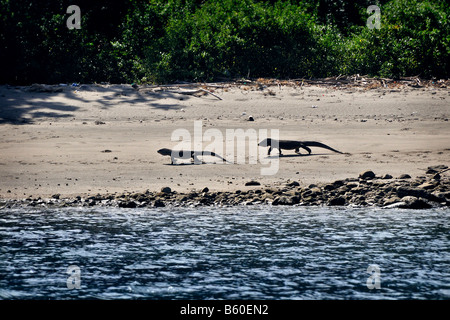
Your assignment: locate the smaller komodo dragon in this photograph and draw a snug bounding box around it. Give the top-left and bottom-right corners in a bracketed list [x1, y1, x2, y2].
[157, 148, 231, 164]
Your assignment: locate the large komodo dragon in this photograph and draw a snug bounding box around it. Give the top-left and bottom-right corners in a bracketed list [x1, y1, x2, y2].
[157, 148, 231, 164]
[258, 138, 344, 155]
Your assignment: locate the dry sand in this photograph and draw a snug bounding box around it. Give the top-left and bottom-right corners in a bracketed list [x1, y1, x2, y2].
[0, 82, 449, 200]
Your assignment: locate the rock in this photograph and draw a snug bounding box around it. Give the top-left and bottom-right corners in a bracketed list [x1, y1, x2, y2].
[397, 174, 411, 179]
[272, 196, 283, 205]
[154, 199, 165, 207]
[382, 196, 401, 206]
[290, 196, 301, 205]
[401, 187, 443, 203]
[430, 192, 448, 203]
[359, 170, 376, 180]
[396, 186, 428, 199]
[346, 182, 359, 189]
[399, 196, 432, 209]
[426, 165, 448, 174]
[328, 196, 346, 206]
[245, 180, 261, 186]
[201, 187, 209, 193]
[441, 192, 450, 199]
[247, 116, 255, 121]
[333, 180, 345, 187]
[417, 182, 437, 190]
[350, 186, 368, 195]
[286, 181, 300, 187]
[52, 193, 60, 199]
[118, 201, 137, 208]
[273, 196, 297, 206]
[161, 187, 172, 193]
[309, 187, 322, 195]
[382, 174, 393, 179]
[336, 186, 349, 194]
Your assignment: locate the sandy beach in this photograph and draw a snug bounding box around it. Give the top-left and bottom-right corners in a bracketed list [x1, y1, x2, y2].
[0, 80, 449, 201]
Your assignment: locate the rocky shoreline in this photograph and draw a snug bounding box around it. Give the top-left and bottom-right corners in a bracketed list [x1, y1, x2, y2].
[1, 166, 449, 210]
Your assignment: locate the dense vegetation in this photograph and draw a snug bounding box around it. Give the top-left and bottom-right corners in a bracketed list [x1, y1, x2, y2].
[1, 0, 449, 84]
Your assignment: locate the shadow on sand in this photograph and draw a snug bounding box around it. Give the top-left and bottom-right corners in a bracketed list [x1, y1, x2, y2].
[0, 84, 211, 124]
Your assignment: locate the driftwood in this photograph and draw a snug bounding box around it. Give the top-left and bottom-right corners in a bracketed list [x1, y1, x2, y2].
[255, 75, 449, 90]
[137, 75, 448, 96]
[164, 88, 222, 100]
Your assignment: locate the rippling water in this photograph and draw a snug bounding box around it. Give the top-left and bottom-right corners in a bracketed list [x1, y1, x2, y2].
[0, 206, 449, 300]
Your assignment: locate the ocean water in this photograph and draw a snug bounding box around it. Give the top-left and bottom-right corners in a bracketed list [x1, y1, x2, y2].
[0, 206, 449, 300]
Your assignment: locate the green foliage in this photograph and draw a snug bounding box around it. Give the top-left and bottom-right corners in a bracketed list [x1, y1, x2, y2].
[1, 0, 449, 84]
[343, 0, 450, 78]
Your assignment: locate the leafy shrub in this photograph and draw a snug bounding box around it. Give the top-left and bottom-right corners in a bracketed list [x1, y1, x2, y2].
[0, 0, 448, 84]
[343, 0, 450, 78]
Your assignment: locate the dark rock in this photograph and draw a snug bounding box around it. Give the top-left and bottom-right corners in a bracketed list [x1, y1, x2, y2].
[346, 182, 359, 189]
[328, 196, 346, 206]
[199, 197, 210, 204]
[161, 187, 172, 193]
[286, 181, 300, 187]
[248, 116, 254, 121]
[426, 165, 448, 174]
[333, 180, 345, 187]
[441, 191, 450, 199]
[350, 186, 369, 195]
[188, 192, 198, 199]
[245, 180, 261, 186]
[52, 194, 60, 199]
[154, 199, 165, 207]
[290, 196, 301, 205]
[359, 170, 376, 179]
[201, 187, 209, 193]
[273, 196, 295, 206]
[396, 187, 427, 199]
[118, 201, 137, 208]
[396, 186, 443, 203]
[382, 174, 393, 179]
[399, 196, 432, 209]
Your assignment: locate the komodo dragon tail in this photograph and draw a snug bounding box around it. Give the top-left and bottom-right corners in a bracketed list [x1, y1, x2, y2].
[204, 151, 233, 164]
[301, 141, 343, 154]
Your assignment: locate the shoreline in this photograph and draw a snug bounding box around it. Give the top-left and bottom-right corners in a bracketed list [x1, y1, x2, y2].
[2, 168, 449, 210]
[1, 81, 449, 206]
